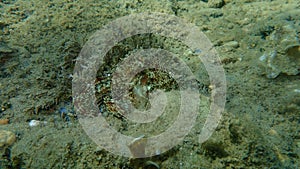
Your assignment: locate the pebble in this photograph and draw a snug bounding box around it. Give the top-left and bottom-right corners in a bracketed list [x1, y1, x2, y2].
[208, 0, 225, 8]
[222, 41, 239, 52]
[29, 120, 47, 127]
[224, 41, 239, 49]
[0, 130, 16, 147]
[0, 119, 9, 125]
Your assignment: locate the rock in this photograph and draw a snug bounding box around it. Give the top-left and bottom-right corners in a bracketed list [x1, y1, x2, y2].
[0, 130, 16, 147]
[0, 119, 9, 125]
[223, 41, 239, 51]
[258, 23, 300, 78]
[208, 0, 225, 8]
[259, 45, 300, 79]
[224, 41, 239, 48]
[29, 119, 47, 127]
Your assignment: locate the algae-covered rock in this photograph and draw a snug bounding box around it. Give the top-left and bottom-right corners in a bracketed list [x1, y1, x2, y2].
[259, 24, 299, 78]
[0, 130, 16, 148]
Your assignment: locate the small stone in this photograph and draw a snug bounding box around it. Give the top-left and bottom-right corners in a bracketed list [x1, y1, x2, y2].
[0, 119, 9, 125]
[223, 41, 239, 52]
[0, 130, 16, 147]
[208, 0, 225, 8]
[128, 135, 147, 158]
[224, 41, 239, 49]
[29, 119, 47, 127]
[29, 120, 41, 127]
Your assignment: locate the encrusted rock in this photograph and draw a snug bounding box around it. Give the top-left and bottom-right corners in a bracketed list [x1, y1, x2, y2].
[259, 23, 299, 78]
[0, 130, 16, 147]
